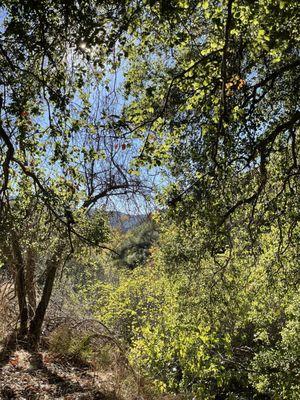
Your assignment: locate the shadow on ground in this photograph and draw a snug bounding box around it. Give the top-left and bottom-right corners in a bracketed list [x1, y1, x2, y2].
[0, 343, 119, 399]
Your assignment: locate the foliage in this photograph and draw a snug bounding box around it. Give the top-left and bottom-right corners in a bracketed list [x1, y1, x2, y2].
[120, 0, 300, 245]
[84, 265, 169, 343]
[79, 206, 300, 398]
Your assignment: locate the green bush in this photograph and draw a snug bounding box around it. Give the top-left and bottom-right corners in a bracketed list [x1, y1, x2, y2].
[75, 213, 300, 399]
[96, 266, 172, 343]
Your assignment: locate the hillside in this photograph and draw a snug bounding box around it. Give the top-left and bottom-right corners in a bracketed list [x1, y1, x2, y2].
[108, 212, 149, 232]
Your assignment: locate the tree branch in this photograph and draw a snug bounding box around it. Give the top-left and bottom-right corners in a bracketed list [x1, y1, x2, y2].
[0, 123, 14, 198]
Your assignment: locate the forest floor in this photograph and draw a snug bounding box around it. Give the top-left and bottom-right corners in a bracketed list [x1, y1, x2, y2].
[0, 349, 125, 400]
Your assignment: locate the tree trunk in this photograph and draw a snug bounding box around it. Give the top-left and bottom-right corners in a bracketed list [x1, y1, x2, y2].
[27, 243, 63, 349]
[15, 263, 28, 338]
[11, 232, 28, 339]
[25, 247, 37, 319]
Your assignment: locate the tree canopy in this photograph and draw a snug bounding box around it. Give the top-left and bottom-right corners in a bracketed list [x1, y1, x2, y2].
[119, 0, 300, 248]
[0, 0, 149, 220]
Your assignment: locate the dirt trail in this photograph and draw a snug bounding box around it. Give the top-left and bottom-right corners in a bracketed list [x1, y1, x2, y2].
[0, 350, 119, 399]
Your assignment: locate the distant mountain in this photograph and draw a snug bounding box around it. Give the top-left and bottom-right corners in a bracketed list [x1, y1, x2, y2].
[107, 211, 149, 232]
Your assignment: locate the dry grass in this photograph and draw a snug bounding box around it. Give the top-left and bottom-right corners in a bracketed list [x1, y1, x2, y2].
[46, 322, 166, 400]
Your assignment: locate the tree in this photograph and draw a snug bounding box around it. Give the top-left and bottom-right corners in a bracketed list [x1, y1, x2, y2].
[119, 0, 300, 249]
[0, 0, 148, 212]
[0, 0, 150, 349]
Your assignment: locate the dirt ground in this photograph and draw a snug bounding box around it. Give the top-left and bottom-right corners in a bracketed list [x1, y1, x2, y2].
[0, 350, 123, 400]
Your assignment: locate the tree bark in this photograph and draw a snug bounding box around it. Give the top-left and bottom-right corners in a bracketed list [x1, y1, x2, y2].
[27, 242, 63, 349]
[25, 247, 37, 319]
[11, 232, 28, 338]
